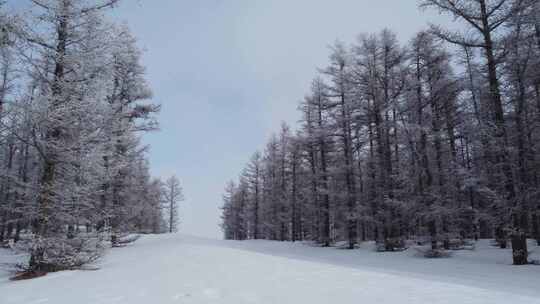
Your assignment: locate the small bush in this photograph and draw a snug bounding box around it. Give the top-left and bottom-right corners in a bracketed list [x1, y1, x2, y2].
[13, 235, 106, 276]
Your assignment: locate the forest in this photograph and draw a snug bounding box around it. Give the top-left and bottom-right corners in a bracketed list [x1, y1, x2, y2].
[221, 0, 540, 265]
[0, 0, 183, 276]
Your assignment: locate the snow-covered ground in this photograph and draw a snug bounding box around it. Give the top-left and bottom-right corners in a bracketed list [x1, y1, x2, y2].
[1, 234, 540, 304]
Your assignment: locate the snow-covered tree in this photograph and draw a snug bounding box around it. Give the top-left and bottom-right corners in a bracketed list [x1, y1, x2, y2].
[162, 175, 183, 233]
[221, 0, 540, 265]
[0, 0, 168, 273]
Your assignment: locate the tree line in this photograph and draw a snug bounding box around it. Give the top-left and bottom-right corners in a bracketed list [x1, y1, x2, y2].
[0, 0, 183, 274]
[221, 0, 540, 265]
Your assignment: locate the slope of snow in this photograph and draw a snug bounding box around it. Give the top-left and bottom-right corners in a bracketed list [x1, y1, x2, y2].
[0, 234, 539, 304]
[217, 238, 540, 297]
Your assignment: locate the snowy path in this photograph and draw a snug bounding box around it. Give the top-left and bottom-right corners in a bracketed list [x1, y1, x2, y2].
[1, 234, 540, 304]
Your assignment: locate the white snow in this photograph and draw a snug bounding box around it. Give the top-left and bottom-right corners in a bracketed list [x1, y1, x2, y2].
[1, 235, 540, 304]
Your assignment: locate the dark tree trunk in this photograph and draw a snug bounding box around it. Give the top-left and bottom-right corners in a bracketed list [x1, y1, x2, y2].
[67, 225, 75, 239]
[429, 220, 437, 251]
[533, 213, 540, 246]
[317, 93, 331, 247]
[6, 222, 13, 240]
[496, 226, 507, 249]
[253, 170, 259, 240]
[14, 221, 21, 243]
[479, 0, 515, 200]
[291, 151, 298, 242]
[511, 232, 528, 265]
[339, 89, 357, 249]
[0, 222, 4, 244]
[309, 144, 319, 242]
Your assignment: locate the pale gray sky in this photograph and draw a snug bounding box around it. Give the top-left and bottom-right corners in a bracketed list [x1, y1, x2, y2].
[8, 0, 452, 238]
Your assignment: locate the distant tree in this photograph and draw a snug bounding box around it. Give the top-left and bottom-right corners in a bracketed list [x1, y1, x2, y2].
[163, 175, 184, 233]
[221, 181, 236, 240]
[242, 151, 263, 239]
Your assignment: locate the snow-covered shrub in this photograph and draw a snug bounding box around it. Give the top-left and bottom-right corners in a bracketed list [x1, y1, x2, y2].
[14, 235, 106, 273]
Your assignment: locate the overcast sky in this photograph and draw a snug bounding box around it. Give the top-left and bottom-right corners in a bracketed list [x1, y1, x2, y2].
[7, 0, 452, 238]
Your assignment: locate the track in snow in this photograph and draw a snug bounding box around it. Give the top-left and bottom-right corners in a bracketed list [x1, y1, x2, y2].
[1, 234, 539, 304]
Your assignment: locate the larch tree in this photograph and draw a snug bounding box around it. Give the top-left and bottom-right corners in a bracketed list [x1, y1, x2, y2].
[420, 0, 526, 263]
[323, 42, 358, 249]
[0, 0, 168, 273]
[220, 0, 540, 266]
[162, 175, 184, 233]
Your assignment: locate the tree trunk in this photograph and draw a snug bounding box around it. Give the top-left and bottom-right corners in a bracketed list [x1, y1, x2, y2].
[511, 232, 528, 265]
[14, 221, 21, 243]
[317, 93, 331, 247]
[533, 213, 540, 246]
[0, 221, 4, 244]
[429, 220, 437, 251]
[496, 226, 507, 249]
[33, 1, 70, 266]
[291, 151, 298, 242]
[338, 81, 357, 249]
[253, 170, 259, 240]
[479, 0, 515, 200]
